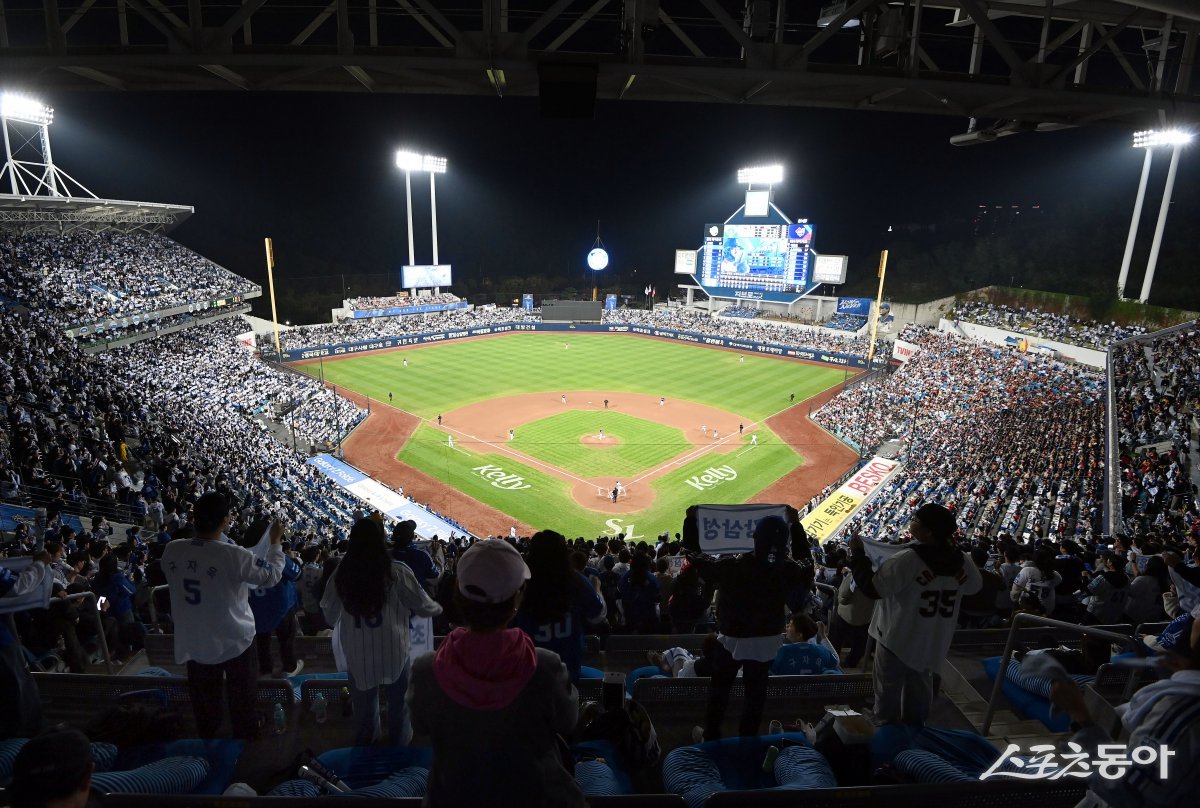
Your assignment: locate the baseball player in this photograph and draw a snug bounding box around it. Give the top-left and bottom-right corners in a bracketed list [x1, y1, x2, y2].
[713, 429, 719, 441]
[447, 434, 454, 449]
[701, 424, 707, 436]
[739, 424, 744, 434]
[437, 414, 442, 426]
[739, 356, 745, 364]
[751, 433, 758, 446]
[561, 394, 567, 404]
[508, 429, 514, 441]
[598, 428, 605, 441]
[659, 397, 665, 407]
[403, 357, 408, 368]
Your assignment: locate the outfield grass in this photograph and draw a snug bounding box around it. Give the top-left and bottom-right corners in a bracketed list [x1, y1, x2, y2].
[302, 333, 847, 421]
[305, 333, 847, 537]
[510, 410, 687, 478]
[398, 423, 802, 538]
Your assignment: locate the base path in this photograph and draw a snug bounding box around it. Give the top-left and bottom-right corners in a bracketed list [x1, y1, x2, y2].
[441, 391, 751, 513]
[334, 385, 859, 537]
[756, 383, 860, 509]
[335, 389, 530, 537]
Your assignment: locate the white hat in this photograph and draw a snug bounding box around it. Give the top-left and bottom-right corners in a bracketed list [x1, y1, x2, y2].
[456, 539, 530, 604]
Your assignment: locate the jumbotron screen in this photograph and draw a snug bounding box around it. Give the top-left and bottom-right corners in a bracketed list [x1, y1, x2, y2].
[699, 223, 814, 293]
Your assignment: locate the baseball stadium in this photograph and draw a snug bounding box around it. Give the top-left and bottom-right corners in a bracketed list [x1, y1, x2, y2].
[2, 3, 1200, 807]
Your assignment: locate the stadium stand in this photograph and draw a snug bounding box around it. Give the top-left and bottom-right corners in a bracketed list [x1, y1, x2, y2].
[954, 301, 1148, 350]
[822, 312, 867, 332]
[2, 226, 1198, 805]
[718, 305, 761, 319]
[346, 293, 460, 311]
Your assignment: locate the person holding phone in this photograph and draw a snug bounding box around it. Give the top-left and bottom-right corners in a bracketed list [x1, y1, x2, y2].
[162, 493, 285, 739]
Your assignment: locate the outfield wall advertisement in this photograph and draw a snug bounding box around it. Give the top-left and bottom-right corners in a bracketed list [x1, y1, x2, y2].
[350, 301, 469, 319]
[799, 456, 901, 541]
[278, 322, 869, 368]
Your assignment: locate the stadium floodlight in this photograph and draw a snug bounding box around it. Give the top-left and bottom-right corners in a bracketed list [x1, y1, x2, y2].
[737, 164, 784, 185]
[395, 150, 423, 171]
[422, 155, 447, 174]
[0, 92, 53, 126]
[1132, 129, 1193, 149]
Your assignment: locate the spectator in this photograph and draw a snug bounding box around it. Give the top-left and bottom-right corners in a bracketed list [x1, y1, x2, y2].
[321, 519, 441, 746]
[617, 553, 661, 634]
[90, 553, 144, 660]
[829, 571, 873, 668]
[9, 729, 94, 808]
[667, 562, 709, 633]
[408, 539, 585, 807]
[849, 503, 981, 727]
[691, 516, 808, 740]
[1127, 556, 1169, 624]
[161, 493, 284, 739]
[241, 519, 304, 678]
[392, 520, 440, 593]
[513, 530, 605, 684]
[0, 551, 52, 737]
[1011, 549, 1063, 616]
[770, 613, 841, 675]
[1081, 552, 1131, 624]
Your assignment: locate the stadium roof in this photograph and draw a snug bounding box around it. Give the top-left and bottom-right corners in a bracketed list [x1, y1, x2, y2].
[0, 194, 193, 232]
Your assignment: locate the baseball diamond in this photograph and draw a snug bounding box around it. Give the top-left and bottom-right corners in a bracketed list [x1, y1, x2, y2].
[296, 331, 858, 537]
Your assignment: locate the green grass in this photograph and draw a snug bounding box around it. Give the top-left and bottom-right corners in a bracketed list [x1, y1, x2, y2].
[510, 410, 687, 478]
[303, 333, 846, 421]
[397, 423, 803, 539]
[302, 333, 848, 537]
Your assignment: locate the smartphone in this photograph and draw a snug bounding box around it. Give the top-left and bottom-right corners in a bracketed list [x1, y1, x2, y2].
[97, 596, 108, 608]
[602, 671, 625, 712]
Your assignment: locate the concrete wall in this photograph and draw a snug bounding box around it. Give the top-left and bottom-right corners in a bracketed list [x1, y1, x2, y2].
[938, 318, 1107, 368]
[888, 294, 956, 327]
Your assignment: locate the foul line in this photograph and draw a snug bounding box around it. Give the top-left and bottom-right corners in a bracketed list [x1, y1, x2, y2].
[437, 423, 597, 487]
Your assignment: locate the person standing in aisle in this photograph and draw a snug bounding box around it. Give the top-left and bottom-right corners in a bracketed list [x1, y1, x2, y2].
[162, 493, 285, 739]
[322, 519, 442, 745]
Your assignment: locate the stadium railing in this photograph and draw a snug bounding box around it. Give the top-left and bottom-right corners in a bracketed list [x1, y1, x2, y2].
[631, 673, 873, 725]
[980, 615, 1139, 734]
[705, 780, 1087, 807]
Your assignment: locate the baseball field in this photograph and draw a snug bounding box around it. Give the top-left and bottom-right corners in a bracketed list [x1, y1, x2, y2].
[295, 332, 856, 539]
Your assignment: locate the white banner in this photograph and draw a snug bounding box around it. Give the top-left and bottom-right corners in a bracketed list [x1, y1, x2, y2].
[696, 503, 790, 555]
[892, 339, 921, 363]
[0, 557, 53, 615]
[800, 457, 902, 542]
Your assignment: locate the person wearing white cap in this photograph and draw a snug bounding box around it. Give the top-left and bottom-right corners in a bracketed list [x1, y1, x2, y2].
[408, 539, 585, 808]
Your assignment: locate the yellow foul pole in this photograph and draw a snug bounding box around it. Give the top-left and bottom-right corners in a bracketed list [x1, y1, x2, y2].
[265, 237, 282, 357]
[865, 249, 888, 369]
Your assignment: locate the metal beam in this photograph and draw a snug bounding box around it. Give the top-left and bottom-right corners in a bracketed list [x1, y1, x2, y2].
[546, 0, 608, 53]
[292, 1, 337, 47]
[60, 66, 127, 89]
[205, 0, 270, 49]
[659, 9, 705, 58]
[697, 0, 757, 54]
[62, 0, 99, 37]
[200, 64, 249, 89]
[396, 0, 453, 48]
[515, 0, 576, 48]
[786, 0, 879, 69]
[1048, 11, 1135, 84]
[122, 0, 191, 50]
[957, 0, 1035, 85]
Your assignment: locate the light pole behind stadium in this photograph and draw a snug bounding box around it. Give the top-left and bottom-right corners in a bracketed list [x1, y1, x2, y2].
[1128, 129, 1192, 303]
[395, 150, 448, 293]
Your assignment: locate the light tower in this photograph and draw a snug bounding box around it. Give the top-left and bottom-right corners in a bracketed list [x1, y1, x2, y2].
[395, 150, 448, 292]
[1127, 129, 1192, 304]
[0, 92, 96, 198]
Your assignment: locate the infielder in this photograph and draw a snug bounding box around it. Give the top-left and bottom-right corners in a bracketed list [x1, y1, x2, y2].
[561, 394, 567, 404]
[447, 434, 454, 448]
[659, 397, 665, 407]
[508, 429, 514, 441]
[701, 424, 707, 436]
[751, 433, 758, 446]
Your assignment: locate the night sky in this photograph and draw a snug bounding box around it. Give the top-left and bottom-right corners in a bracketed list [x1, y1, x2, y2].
[41, 91, 1199, 303]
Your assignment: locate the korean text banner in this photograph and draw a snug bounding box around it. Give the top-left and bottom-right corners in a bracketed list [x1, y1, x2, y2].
[696, 503, 789, 555]
[800, 457, 901, 541]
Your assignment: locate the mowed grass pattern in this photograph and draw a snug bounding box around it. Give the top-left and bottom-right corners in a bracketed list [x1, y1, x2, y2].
[510, 410, 687, 478]
[304, 333, 848, 536]
[302, 332, 847, 421]
[398, 423, 802, 537]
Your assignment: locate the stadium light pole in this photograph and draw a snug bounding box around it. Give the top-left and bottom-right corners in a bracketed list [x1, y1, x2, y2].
[396, 151, 421, 269]
[1116, 146, 1153, 300]
[1135, 129, 1192, 303]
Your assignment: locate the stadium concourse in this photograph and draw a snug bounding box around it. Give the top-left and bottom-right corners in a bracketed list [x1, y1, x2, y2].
[0, 228, 1198, 806]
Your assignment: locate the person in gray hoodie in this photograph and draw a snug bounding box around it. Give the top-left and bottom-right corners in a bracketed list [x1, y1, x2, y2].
[408, 539, 584, 808]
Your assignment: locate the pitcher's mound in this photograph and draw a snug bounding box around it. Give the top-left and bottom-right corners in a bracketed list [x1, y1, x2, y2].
[580, 433, 621, 446]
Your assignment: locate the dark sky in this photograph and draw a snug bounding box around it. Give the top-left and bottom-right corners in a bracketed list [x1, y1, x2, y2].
[44, 91, 1197, 295]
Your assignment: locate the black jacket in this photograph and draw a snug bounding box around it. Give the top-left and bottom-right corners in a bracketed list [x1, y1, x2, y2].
[694, 554, 807, 638]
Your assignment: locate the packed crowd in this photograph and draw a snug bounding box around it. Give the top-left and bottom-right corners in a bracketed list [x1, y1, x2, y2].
[815, 325, 1107, 543]
[602, 307, 883, 357]
[0, 230, 259, 328]
[273, 304, 881, 357]
[718, 305, 761, 319]
[1111, 327, 1199, 539]
[72, 306, 251, 349]
[823, 313, 867, 332]
[954, 301, 1148, 349]
[346, 293, 460, 312]
[276, 306, 540, 351]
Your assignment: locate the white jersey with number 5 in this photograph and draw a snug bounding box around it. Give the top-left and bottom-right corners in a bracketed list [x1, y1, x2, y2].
[162, 537, 285, 665]
[867, 547, 982, 673]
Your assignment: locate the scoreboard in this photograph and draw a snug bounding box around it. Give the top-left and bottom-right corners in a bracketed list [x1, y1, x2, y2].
[699, 222, 814, 293]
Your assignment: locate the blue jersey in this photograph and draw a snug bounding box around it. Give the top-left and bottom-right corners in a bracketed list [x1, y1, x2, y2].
[513, 573, 604, 682]
[248, 556, 301, 633]
[771, 640, 841, 675]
